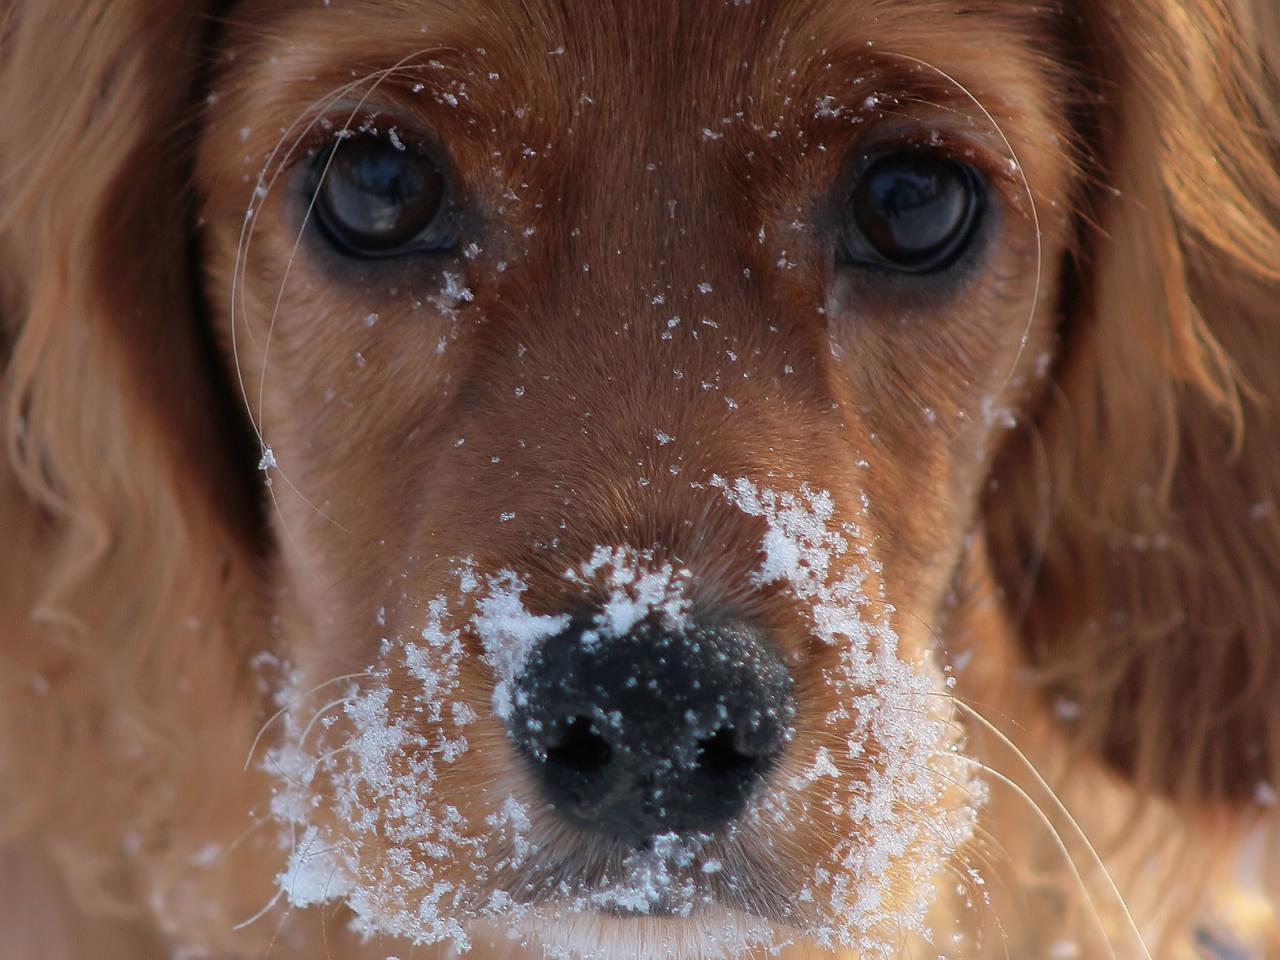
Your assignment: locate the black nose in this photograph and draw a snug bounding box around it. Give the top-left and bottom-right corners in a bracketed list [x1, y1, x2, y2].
[508, 618, 795, 844]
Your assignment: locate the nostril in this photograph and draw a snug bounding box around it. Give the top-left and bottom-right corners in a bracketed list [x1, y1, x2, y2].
[695, 727, 761, 779]
[545, 716, 613, 774]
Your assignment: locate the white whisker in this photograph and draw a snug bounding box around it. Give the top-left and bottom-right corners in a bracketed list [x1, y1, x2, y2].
[231, 54, 437, 539]
[295, 695, 356, 750]
[952, 699, 1153, 960]
[244, 671, 370, 770]
[236, 819, 298, 934]
[884, 52, 1045, 399]
[964, 758, 1120, 959]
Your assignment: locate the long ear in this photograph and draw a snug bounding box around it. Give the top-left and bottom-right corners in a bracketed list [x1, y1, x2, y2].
[0, 0, 262, 917]
[984, 0, 1280, 810]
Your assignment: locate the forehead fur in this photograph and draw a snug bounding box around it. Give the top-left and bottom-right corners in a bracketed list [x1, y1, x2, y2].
[213, 0, 1070, 157]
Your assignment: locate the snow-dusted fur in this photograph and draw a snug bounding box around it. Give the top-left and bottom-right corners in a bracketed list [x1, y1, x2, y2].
[1, 1, 1278, 958]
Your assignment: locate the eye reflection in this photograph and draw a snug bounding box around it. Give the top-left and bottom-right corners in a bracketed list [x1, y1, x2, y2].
[840, 151, 985, 274]
[310, 133, 452, 258]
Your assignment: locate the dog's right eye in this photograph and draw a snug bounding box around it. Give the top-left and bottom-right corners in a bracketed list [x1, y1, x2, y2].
[309, 135, 453, 258]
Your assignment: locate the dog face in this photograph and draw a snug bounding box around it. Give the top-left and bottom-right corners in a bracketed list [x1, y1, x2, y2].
[6, 0, 1280, 956]
[194, 2, 1073, 954]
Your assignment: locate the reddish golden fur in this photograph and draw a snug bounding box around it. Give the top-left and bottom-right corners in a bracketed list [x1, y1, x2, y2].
[1, 0, 1278, 957]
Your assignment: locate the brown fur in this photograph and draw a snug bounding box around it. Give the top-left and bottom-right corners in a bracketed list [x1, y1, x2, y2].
[1, 0, 1277, 957]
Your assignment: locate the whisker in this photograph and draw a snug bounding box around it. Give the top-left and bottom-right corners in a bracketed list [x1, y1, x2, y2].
[244, 671, 370, 770]
[953, 699, 1151, 959]
[895, 606, 1037, 737]
[883, 52, 1044, 399]
[237, 818, 299, 934]
[295, 695, 357, 751]
[952, 701, 1152, 942]
[232, 56, 436, 539]
[221, 808, 274, 860]
[919, 684, 1033, 737]
[253, 65, 408, 421]
[938, 859, 1014, 960]
[260, 441, 354, 537]
[235, 882, 286, 934]
[256, 899, 294, 960]
[921, 758, 1040, 949]
[961, 757, 1121, 959]
[967, 822, 1024, 905]
[319, 861, 345, 960]
[310, 743, 354, 767]
[230, 79, 362, 441]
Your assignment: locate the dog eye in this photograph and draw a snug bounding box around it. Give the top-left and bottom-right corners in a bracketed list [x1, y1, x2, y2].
[839, 152, 984, 273]
[310, 135, 452, 257]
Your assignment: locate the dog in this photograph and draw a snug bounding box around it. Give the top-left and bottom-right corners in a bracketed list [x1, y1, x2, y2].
[2, 0, 1278, 957]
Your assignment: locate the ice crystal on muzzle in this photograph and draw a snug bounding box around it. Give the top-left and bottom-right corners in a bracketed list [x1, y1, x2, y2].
[263, 480, 982, 958]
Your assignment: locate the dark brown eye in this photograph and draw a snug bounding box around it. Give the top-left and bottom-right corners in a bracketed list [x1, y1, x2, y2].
[840, 151, 984, 273]
[311, 134, 452, 257]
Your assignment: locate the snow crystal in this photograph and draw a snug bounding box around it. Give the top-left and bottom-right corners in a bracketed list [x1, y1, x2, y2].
[277, 825, 355, 908]
[263, 481, 979, 958]
[439, 272, 474, 305]
[710, 477, 982, 953]
[266, 585, 517, 950]
[814, 95, 842, 119]
[189, 842, 223, 868]
[1053, 696, 1082, 722]
[471, 569, 571, 721]
[567, 546, 692, 640]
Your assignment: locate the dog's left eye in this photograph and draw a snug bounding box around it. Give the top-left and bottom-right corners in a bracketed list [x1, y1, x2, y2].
[309, 134, 453, 258]
[838, 151, 985, 274]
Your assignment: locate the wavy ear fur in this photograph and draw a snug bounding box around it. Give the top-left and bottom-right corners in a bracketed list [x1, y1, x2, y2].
[986, 0, 1280, 809]
[0, 0, 263, 934]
